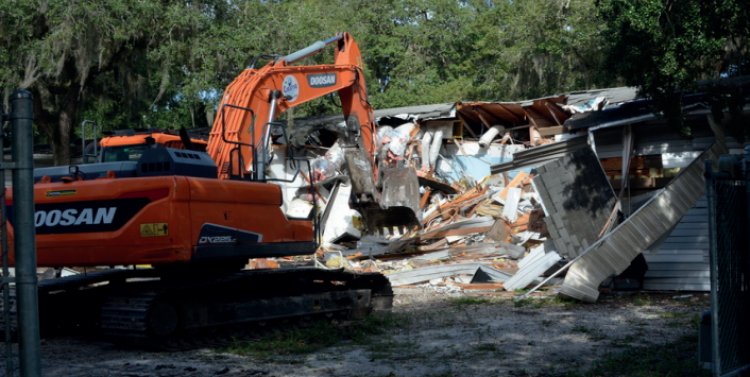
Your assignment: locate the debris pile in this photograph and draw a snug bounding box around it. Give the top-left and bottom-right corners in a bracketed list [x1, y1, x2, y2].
[261, 85, 733, 301]
[267, 97, 583, 294]
[317, 174, 554, 292]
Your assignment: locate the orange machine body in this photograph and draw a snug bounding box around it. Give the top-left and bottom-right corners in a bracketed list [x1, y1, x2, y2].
[98, 133, 208, 163]
[9, 33, 375, 269]
[100, 133, 208, 150]
[6, 176, 314, 267]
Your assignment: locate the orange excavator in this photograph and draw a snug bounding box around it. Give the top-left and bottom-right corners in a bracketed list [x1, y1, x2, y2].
[96, 131, 208, 162]
[3, 33, 417, 341]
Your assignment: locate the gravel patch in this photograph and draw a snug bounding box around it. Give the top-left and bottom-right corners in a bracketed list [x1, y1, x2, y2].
[8, 288, 707, 377]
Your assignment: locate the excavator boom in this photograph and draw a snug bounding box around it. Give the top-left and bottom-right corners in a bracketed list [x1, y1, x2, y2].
[208, 33, 375, 180]
[207, 32, 420, 232]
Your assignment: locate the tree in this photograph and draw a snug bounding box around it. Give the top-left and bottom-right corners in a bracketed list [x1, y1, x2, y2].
[0, 1, 222, 164]
[1, 0, 614, 163]
[462, 0, 611, 100]
[598, 0, 750, 132]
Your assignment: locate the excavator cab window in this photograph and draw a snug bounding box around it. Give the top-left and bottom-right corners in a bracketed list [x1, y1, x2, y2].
[102, 145, 149, 162]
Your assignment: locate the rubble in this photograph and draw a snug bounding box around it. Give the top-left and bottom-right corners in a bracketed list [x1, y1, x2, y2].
[264, 99, 567, 295]
[262, 82, 746, 302]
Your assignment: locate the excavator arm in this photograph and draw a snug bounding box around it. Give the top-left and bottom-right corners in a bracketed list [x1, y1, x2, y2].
[207, 33, 420, 233]
[207, 33, 375, 180]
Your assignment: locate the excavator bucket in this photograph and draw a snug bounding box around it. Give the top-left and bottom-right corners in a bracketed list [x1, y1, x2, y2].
[344, 148, 421, 235]
[359, 166, 421, 235]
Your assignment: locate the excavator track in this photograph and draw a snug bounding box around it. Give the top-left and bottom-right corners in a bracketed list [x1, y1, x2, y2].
[1, 269, 161, 339]
[3, 267, 392, 346]
[100, 268, 392, 344]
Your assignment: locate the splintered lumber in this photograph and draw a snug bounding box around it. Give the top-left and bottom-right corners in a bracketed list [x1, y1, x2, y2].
[420, 187, 432, 209]
[411, 241, 526, 262]
[474, 199, 503, 218]
[419, 217, 494, 240]
[246, 258, 280, 269]
[457, 282, 504, 290]
[486, 220, 513, 243]
[418, 239, 449, 252]
[512, 212, 531, 232]
[423, 186, 489, 225]
[498, 171, 528, 200]
[449, 185, 488, 207]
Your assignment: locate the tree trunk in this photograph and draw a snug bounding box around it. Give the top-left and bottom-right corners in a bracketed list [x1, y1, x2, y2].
[35, 86, 78, 166]
[52, 109, 73, 165]
[54, 90, 79, 165]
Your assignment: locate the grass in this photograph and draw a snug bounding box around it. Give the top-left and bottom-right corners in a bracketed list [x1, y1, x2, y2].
[659, 311, 698, 327]
[226, 321, 341, 358]
[513, 295, 580, 309]
[225, 293, 707, 375]
[350, 312, 410, 342]
[631, 293, 656, 307]
[571, 324, 607, 341]
[570, 333, 710, 377]
[448, 296, 490, 308]
[475, 342, 498, 352]
[375, 373, 454, 377]
[367, 339, 421, 360]
[372, 371, 456, 377]
[226, 312, 409, 358]
[609, 334, 638, 348]
[513, 297, 544, 308]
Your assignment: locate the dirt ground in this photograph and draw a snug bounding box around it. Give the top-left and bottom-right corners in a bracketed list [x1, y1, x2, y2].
[4, 287, 707, 377]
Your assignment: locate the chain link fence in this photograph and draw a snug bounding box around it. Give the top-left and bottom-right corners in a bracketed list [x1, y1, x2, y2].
[706, 153, 750, 377]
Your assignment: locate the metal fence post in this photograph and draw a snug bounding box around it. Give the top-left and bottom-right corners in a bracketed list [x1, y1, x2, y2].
[10, 89, 41, 377]
[705, 159, 721, 376]
[706, 151, 750, 377]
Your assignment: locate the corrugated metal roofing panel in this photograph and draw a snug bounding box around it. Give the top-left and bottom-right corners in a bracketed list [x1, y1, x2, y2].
[642, 192, 712, 291]
[386, 262, 492, 287]
[647, 248, 707, 255]
[646, 254, 706, 263]
[647, 262, 713, 271]
[559, 141, 726, 302]
[532, 146, 618, 260]
[374, 103, 456, 119]
[503, 251, 561, 291]
[659, 242, 710, 250]
[565, 87, 639, 107]
[644, 282, 710, 291]
[645, 269, 710, 278]
[490, 135, 588, 174]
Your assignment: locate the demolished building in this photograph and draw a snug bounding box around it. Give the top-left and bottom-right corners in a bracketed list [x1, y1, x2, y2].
[256, 78, 750, 302]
